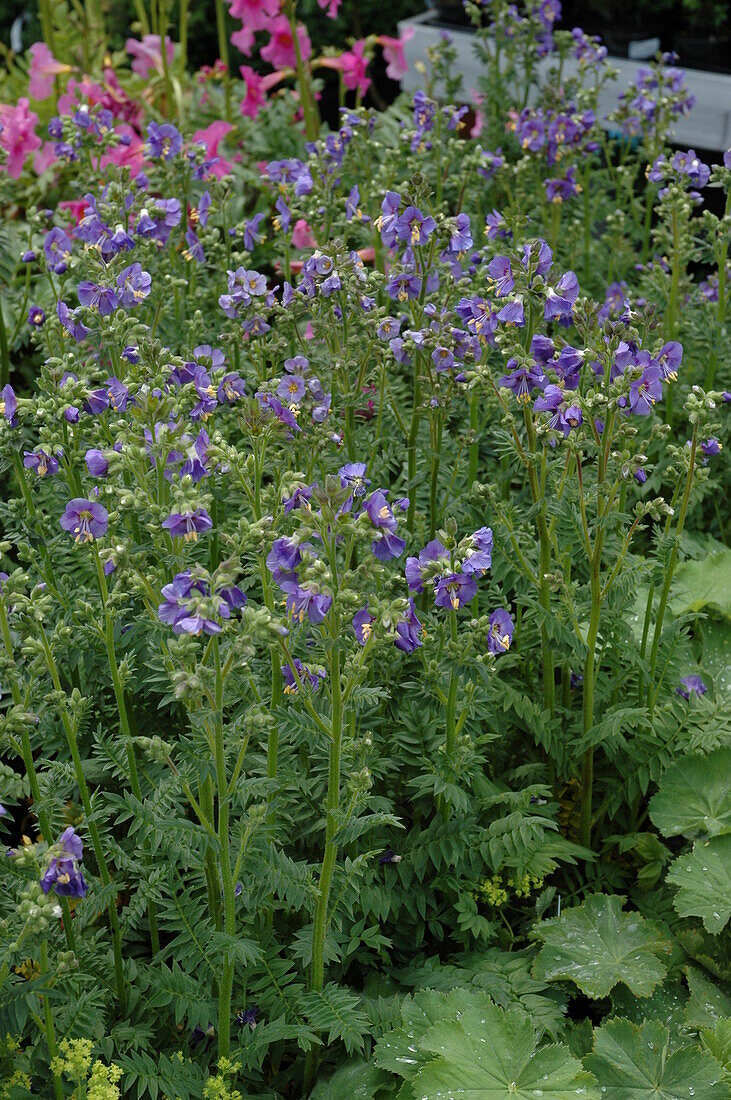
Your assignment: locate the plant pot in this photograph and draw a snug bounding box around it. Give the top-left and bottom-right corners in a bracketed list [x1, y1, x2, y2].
[432, 0, 472, 28]
[599, 26, 663, 59]
[673, 32, 731, 74]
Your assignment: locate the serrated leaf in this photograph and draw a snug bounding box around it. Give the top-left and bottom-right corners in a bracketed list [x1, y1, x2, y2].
[649, 749, 731, 839]
[310, 1058, 394, 1100]
[412, 1003, 598, 1099]
[375, 988, 491, 1079]
[532, 894, 670, 999]
[667, 837, 731, 934]
[583, 1017, 727, 1099]
[671, 551, 731, 620]
[684, 968, 731, 1031]
[700, 1018, 731, 1073]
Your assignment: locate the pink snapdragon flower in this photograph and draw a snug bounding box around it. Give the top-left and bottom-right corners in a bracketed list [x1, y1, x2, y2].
[228, 0, 279, 28]
[260, 16, 311, 69]
[0, 99, 42, 178]
[28, 42, 70, 100]
[192, 120, 234, 178]
[34, 141, 58, 174]
[292, 219, 316, 248]
[340, 40, 370, 97]
[377, 27, 413, 81]
[239, 66, 286, 119]
[57, 76, 106, 115]
[231, 25, 256, 55]
[317, 0, 341, 17]
[321, 40, 371, 97]
[126, 35, 175, 78]
[100, 124, 145, 177]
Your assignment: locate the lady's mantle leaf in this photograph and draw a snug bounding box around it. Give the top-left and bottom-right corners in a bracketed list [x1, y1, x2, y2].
[583, 1017, 727, 1099]
[532, 894, 670, 998]
[649, 748, 731, 838]
[666, 837, 731, 934]
[413, 1003, 598, 1099]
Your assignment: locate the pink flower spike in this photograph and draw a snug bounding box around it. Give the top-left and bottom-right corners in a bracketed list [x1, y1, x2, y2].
[260, 16, 311, 69]
[340, 40, 371, 98]
[28, 42, 70, 101]
[377, 27, 414, 82]
[0, 98, 42, 179]
[231, 25, 256, 56]
[192, 120, 234, 178]
[228, 0, 279, 30]
[292, 219, 316, 248]
[126, 34, 174, 78]
[317, 0, 341, 18]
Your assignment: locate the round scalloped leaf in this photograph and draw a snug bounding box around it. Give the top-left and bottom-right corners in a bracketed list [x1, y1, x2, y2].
[532, 894, 670, 999]
[375, 987, 493, 1080]
[584, 1017, 727, 1099]
[667, 837, 731, 934]
[413, 1002, 599, 1099]
[649, 748, 731, 839]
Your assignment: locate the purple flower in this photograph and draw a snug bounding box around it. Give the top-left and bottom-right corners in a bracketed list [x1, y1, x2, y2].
[396, 206, 437, 246]
[353, 607, 375, 645]
[162, 509, 213, 542]
[280, 580, 332, 625]
[146, 121, 183, 160]
[27, 305, 46, 327]
[85, 448, 110, 477]
[496, 298, 525, 326]
[218, 373, 246, 404]
[1, 385, 18, 426]
[40, 827, 87, 899]
[394, 598, 423, 654]
[405, 539, 448, 592]
[23, 449, 59, 477]
[462, 527, 493, 575]
[77, 281, 119, 316]
[158, 570, 245, 636]
[266, 537, 302, 583]
[487, 608, 514, 654]
[276, 374, 307, 403]
[544, 271, 578, 320]
[385, 273, 422, 303]
[701, 437, 722, 457]
[435, 572, 477, 611]
[44, 227, 72, 272]
[656, 341, 682, 382]
[282, 659, 325, 694]
[243, 212, 266, 251]
[116, 263, 152, 307]
[60, 498, 108, 544]
[364, 490, 406, 561]
[57, 300, 89, 342]
[487, 256, 514, 297]
[339, 462, 371, 499]
[677, 674, 707, 700]
[629, 366, 663, 415]
[498, 361, 544, 402]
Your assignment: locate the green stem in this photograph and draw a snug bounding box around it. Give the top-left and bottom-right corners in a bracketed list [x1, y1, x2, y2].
[648, 429, 698, 714]
[214, 0, 232, 123]
[39, 626, 127, 1014]
[213, 637, 236, 1057]
[305, 602, 344, 1091]
[40, 940, 63, 1100]
[94, 555, 159, 954]
[0, 600, 77, 953]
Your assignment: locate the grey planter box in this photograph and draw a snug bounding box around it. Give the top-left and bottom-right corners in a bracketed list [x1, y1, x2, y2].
[397, 10, 731, 151]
